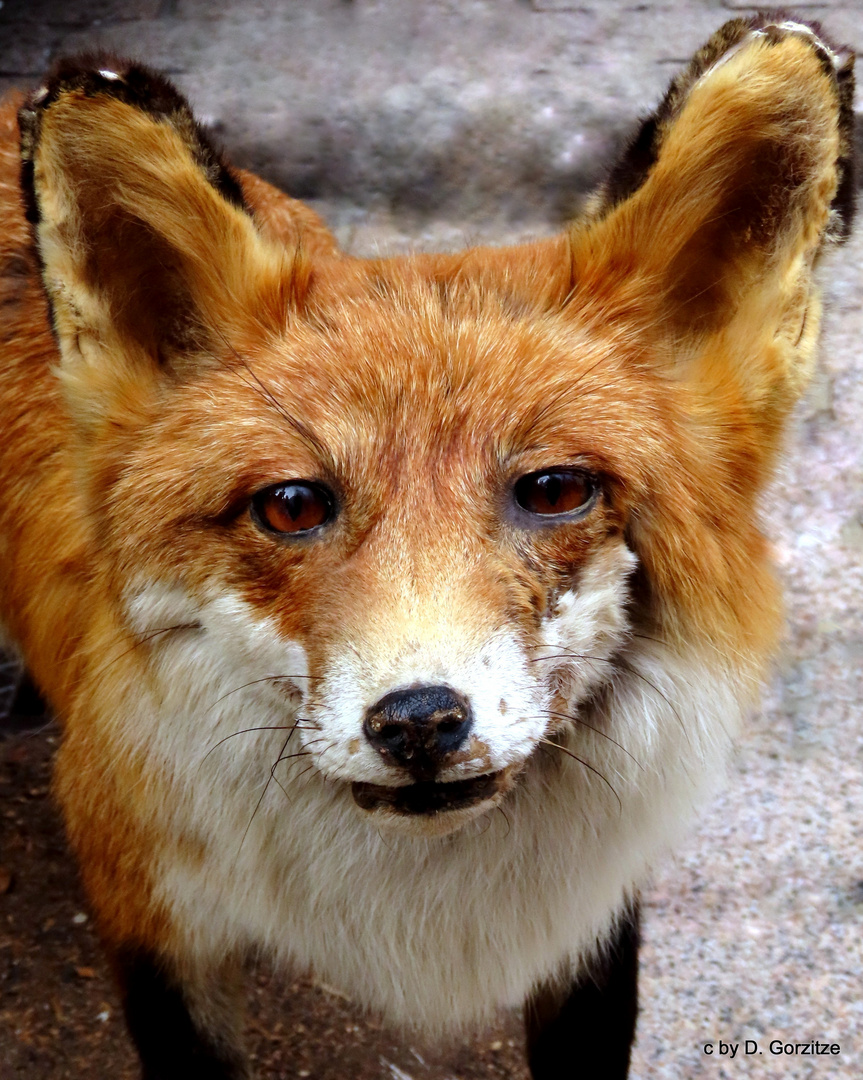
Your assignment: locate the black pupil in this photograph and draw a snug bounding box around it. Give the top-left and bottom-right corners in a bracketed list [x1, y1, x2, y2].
[284, 490, 305, 519]
[539, 473, 562, 507]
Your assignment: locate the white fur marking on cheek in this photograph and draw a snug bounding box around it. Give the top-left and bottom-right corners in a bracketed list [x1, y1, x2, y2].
[118, 584, 311, 799]
[124, 580, 203, 634]
[123, 582, 310, 683]
[536, 539, 637, 705]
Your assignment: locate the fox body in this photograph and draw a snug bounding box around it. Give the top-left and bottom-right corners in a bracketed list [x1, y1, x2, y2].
[0, 15, 854, 1080]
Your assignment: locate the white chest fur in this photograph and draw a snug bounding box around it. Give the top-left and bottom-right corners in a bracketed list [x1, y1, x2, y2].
[117, 581, 745, 1034]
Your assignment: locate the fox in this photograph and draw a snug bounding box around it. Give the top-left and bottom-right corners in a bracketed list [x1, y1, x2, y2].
[0, 12, 855, 1080]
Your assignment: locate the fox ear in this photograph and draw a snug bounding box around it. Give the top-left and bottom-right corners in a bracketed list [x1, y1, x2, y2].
[19, 57, 296, 430]
[574, 18, 854, 404]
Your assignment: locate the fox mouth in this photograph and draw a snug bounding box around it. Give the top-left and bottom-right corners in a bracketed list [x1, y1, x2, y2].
[351, 770, 504, 816]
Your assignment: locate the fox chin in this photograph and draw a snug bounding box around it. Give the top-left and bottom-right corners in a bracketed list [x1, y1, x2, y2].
[0, 14, 854, 1080]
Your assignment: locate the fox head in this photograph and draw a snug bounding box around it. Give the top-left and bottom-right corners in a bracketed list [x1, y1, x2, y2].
[20, 22, 853, 839]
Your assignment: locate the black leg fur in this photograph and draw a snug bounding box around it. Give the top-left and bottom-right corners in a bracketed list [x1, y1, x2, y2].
[2, 668, 50, 734]
[525, 903, 640, 1080]
[116, 950, 250, 1080]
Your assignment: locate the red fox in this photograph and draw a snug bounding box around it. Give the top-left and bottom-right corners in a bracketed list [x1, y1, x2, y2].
[0, 14, 854, 1079]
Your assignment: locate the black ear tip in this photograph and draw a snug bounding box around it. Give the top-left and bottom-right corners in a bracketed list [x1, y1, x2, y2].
[19, 53, 185, 155]
[592, 14, 857, 238]
[18, 52, 248, 215]
[47, 52, 136, 88]
[23, 52, 194, 123]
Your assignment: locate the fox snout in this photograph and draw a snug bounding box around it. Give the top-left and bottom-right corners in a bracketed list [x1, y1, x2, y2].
[353, 682, 511, 828]
[363, 684, 473, 779]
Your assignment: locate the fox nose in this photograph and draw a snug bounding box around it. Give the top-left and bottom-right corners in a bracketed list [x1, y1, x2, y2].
[363, 685, 473, 779]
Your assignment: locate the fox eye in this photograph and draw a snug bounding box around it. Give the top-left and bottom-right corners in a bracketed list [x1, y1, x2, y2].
[514, 469, 596, 518]
[251, 481, 335, 536]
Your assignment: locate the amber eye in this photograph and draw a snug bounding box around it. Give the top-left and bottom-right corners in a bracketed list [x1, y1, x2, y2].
[513, 469, 596, 518]
[251, 481, 335, 536]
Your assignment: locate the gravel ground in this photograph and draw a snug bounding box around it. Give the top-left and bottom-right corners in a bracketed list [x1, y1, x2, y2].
[1, 2, 861, 1078]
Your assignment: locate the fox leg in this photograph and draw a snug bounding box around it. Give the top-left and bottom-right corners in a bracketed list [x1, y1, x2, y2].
[525, 903, 640, 1079]
[9, 669, 49, 724]
[113, 948, 252, 1080]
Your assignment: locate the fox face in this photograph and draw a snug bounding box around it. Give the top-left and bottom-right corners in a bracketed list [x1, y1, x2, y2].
[0, 14, 854, 1076]
[111, 279, 653, 833]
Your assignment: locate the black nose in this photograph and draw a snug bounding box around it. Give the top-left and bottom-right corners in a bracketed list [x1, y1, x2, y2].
[363, 685, 473, 779]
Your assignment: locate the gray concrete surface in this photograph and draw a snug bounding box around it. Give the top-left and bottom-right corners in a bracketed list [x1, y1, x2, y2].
[0, 1, 861, 1077]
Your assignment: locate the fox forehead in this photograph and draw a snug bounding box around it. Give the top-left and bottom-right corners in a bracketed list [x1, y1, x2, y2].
[117, 258, 661, 507]
[96, 272, 653, 612]
[97, 266, 645, 652]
